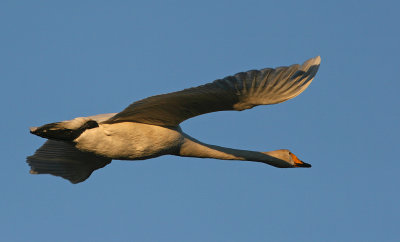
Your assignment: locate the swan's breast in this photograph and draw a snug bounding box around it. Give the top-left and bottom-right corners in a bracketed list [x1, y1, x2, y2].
[74, 122, 183, 160]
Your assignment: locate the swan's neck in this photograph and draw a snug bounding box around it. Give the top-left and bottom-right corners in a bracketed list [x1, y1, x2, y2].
[178, 134, 291, 168]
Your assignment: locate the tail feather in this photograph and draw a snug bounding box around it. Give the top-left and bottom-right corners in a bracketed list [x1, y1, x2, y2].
[30, 119, 99, 141]
[27, 140, 111, 184]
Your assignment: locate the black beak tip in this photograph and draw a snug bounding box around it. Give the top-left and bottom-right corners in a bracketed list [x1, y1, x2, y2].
[296, 161, 312, 168]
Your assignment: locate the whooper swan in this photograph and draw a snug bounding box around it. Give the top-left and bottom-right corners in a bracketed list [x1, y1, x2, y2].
[27, 56, 321, 183]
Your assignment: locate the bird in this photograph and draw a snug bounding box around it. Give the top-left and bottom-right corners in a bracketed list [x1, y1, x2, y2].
[27, 56, 321, 184]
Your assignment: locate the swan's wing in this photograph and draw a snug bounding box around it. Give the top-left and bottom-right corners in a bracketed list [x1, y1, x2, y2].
[104, 56, 321, 127]
[27, 140, 111, 184]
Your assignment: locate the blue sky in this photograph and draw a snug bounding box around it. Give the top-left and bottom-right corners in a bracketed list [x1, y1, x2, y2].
[1, 0, 399, 241]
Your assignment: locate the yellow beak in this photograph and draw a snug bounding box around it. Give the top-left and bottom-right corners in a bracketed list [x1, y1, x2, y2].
[290, 152, 312, 168]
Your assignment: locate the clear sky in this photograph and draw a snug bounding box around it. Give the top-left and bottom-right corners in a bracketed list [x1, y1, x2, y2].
[1, 0, 399, 241]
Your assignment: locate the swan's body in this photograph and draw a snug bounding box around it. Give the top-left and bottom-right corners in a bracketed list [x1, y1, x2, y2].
[28, 56, 321, 183]
[75, 121, 183, 160]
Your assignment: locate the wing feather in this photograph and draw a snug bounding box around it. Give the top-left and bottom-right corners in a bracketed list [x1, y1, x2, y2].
[27, 140, 111, 184]
[104, 56, 320, 127]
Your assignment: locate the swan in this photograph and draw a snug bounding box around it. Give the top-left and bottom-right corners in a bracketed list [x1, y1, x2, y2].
[27, 56, 321, 184]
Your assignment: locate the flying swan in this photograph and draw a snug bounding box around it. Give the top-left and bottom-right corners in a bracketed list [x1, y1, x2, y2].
[27, 56, 321, 183]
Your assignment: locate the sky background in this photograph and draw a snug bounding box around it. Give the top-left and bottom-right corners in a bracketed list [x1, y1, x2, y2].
[1, 0, 399, 241]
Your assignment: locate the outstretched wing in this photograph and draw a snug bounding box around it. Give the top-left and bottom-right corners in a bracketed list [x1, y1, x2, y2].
[104, 56, 321, 127]
[27, 140, 111, 184]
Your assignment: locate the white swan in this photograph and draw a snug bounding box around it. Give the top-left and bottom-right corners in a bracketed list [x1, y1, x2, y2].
[27, 56, 321, 183]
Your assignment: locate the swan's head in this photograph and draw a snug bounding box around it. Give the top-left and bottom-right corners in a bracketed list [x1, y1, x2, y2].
[263, 149, 312, 168]
[288, 151, 311, 168]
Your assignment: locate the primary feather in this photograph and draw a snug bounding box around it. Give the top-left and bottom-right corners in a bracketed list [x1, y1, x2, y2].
[104, 56, 320, 127]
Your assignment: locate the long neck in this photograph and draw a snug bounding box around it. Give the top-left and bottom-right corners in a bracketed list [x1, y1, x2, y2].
[178, 134, 291, 168]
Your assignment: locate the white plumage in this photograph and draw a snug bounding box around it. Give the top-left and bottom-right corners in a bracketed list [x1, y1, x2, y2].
[28, 56, 321, 183]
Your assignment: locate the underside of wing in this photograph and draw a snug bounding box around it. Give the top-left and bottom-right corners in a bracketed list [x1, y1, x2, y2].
[27, 140, 111, 184]
[104, 56, 321, 127]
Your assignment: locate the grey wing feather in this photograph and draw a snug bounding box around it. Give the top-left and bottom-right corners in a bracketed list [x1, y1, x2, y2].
[27, 140, 111, 184]
[104, 56, 321, 127]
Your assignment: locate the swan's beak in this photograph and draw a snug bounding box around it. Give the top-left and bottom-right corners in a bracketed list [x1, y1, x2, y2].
[290, 152, 312, 168]
[294, 160, 312, 168]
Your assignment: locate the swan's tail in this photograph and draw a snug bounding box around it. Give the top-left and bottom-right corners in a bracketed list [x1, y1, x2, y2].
[27, 140, 111, 184]
[29, 117, 99, 141]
